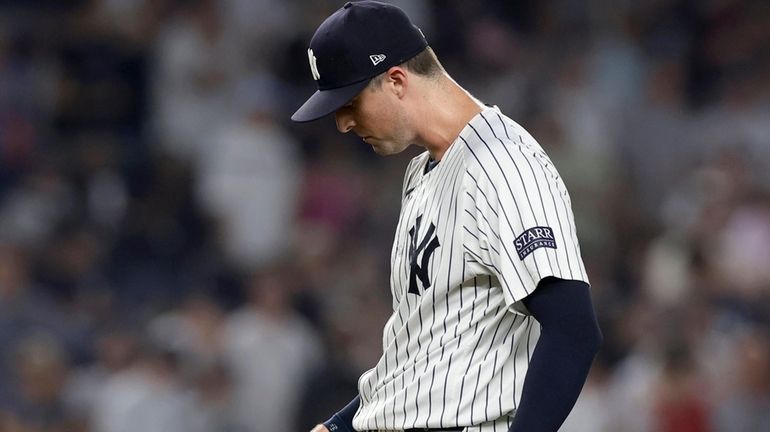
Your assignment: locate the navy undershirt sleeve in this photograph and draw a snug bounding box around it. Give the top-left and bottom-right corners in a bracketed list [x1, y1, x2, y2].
[323, 395, 360, 432]
[508, 277, 602, 432]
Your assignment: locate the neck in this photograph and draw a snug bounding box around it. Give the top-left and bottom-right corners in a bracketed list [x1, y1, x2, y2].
[414, 73, 483, 161]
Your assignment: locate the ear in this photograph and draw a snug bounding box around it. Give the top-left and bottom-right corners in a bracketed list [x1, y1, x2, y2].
[384, 66, 408, 98]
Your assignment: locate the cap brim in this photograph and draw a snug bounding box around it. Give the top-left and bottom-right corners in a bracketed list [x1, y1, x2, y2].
[291, 79, 370, 123]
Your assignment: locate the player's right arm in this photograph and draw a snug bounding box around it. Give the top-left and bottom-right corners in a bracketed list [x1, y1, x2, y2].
[310, 395, 360, 432]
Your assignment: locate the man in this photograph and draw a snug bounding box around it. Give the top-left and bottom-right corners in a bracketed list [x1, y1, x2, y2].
[291, 2, 602, 432]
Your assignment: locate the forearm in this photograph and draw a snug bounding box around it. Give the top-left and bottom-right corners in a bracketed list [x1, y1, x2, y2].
[509, 278, 602, 432]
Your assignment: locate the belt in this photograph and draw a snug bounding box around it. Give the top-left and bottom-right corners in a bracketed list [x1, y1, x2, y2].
[370, 427, 464, 432]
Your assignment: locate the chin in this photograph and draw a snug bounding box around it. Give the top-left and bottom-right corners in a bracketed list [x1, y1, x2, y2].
[372, 141, 409, 156]
[369, 142, 389, 156]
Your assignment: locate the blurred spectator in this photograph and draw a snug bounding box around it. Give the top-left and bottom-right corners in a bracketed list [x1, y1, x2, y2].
[196, 75, 301, 270]
[219, 0, 300, 64]
[0, 245, 91, 404]
[63, 326, 139, 429]
[0, 170, 75, 248]
[189, 361, 242, 432]
[1, 333, 72, 432]
[714, 329, 770, 432]
[712, 196, 770, 299]
[652, 342, 712, 432]
[113, 348, 200, 432]
[222, 270, 322, 432]
[151, 0, 242, 163]
[603, 302, 661, 432]
[75, 0, 173, 45]
[85, 329, 147, 432]
[147, 291, 226, 371]
[641, 233, 693, 306]
[93, 346, 199, 432]
[695, 73, 770, 183]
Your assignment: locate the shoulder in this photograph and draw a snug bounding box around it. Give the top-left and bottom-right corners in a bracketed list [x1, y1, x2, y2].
[460, 109, 563, 191]
[460, 109, 524, 176]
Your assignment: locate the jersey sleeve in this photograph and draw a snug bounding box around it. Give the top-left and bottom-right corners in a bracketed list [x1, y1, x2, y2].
[463, 137, 589, 306]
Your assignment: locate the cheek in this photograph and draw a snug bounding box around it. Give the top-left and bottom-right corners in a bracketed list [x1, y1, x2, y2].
[375, 100, 403, 132]
[357, 105, 386, 133]
[357, 92, 405, 138]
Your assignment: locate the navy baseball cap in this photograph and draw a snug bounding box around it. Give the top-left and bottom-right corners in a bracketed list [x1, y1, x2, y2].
[291, 1, 428, 123]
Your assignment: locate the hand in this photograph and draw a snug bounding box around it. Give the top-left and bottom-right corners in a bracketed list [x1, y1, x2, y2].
[310, 424, 330, 432]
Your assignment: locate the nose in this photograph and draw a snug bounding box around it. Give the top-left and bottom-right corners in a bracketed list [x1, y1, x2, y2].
[335, 109, 356, 133]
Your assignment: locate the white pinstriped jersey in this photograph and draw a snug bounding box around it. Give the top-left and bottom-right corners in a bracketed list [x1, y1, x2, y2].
[352, 106, 589, 432]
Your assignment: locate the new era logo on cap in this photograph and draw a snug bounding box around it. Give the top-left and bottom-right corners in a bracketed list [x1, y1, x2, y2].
[369, 54, 386, 66]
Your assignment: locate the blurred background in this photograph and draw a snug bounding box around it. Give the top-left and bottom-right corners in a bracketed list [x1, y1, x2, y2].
[0, 0, 768, 431]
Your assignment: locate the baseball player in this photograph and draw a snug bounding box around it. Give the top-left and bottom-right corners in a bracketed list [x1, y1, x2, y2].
[292, 2, 602, 432]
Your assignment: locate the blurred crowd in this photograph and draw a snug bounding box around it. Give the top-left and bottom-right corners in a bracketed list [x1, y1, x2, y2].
[0, 0, 769, 431]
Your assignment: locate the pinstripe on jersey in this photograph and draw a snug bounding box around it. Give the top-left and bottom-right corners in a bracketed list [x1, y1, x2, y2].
[352, 106, 589, 431]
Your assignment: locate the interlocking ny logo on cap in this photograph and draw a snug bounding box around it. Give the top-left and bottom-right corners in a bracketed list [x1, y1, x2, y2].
[370, 54, 386, 66]
[308, 49, 320, 81]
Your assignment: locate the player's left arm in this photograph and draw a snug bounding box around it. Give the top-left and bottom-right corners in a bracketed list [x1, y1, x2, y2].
[463, 121, 602, 430]
[508, 276, 602, 432]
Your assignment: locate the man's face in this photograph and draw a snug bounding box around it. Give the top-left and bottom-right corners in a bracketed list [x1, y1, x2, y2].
[334, 78, 413, 156]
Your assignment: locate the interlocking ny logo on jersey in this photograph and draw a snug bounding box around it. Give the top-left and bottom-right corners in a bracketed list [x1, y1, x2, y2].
[307, 49, 320, 80]
[515, 226, 557, 260]
[369, 54, 386, 66]
[407, 215, 440, 295]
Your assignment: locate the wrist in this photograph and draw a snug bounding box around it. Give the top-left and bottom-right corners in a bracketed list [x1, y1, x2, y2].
[323, 413, 354, 432]
[323, 394, 360, 432]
